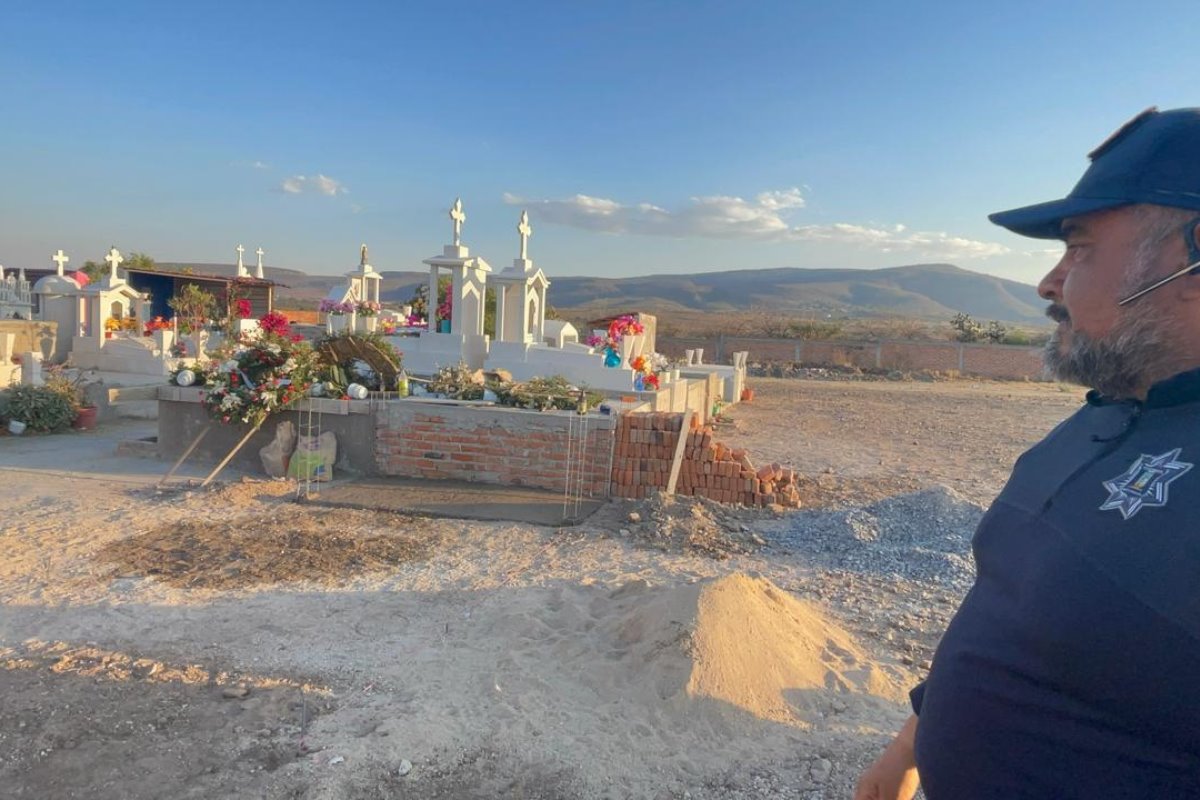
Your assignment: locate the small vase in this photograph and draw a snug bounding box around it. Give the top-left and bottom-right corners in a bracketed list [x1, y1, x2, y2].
[634, 374, 645, 391]
[618, 336, 635, 369]
[438, 319, 451, 333]
[603, 347, 621, 368]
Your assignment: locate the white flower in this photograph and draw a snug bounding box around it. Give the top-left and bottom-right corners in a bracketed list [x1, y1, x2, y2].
[220, 394, 243, 410]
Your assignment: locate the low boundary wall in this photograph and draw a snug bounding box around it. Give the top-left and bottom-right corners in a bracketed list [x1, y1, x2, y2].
[657, 335, 1045, 380]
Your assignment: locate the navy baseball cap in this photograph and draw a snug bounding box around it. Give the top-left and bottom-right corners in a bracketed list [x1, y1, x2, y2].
[989, 107, 1200, 240]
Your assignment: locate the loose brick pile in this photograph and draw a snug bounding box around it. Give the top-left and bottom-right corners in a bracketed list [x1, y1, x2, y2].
[609, 413, 683, 500]
[610, 412, 801, 507]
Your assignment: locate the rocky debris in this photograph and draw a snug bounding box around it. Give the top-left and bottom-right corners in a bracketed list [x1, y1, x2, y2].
[768, 486, 984, 591]
[605, 492, 782, 559]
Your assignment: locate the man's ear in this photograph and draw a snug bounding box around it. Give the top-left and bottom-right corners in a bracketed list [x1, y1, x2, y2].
[1179, 219, 1200, 301]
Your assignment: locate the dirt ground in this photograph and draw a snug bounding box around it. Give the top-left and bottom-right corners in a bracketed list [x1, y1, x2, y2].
[0, 376, 1087, 799]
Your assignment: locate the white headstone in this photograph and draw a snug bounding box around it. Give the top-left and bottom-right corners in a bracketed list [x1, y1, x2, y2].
[450, 198, 466, 246]
[105, 247, 123, 281]
[517, 210, 532, 261]
[52, 249, 69, 275]
[235, 244, 247, 277]
[20, 352, 44, 386]
[255, 247, 265, 279]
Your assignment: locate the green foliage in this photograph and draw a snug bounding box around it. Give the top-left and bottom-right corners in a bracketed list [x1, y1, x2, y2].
[80, 260, 106, 282]
[1000, 328, 1051, 347]
[0, 385, 77, 432]
[125, 252, 157, 271]
[495, 376, 604, 412]
[169, 284, 217, 333]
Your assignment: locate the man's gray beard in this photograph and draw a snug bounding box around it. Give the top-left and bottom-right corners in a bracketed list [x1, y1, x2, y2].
[1043, 306, 1178, 398]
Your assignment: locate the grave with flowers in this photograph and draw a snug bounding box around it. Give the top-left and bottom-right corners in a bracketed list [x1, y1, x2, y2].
[157, 198, 751, 507]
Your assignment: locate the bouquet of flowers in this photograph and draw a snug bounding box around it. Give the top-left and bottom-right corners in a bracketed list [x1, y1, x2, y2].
[319, 299, 355, 316]
[200, 314, 318, 425]
[436, 297, 452, 322]
[607, 314, 644, 341]
[236, 299, 253, 319]
[357, 300, 381, 317]
[144, 316, 172, 333]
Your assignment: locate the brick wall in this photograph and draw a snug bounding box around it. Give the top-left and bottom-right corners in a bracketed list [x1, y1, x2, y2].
[375, 403, 617, 495]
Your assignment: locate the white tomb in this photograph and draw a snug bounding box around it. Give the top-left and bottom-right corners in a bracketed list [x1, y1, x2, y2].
[32, 249, 82, 361]
[388, 199, 493, 373]
[0, 264, 34, 321]
[69, 247, 182, 375]
[323, 244, 384, 334]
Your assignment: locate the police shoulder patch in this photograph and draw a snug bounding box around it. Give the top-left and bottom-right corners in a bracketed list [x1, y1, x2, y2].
[1100, 448, 1193, 520]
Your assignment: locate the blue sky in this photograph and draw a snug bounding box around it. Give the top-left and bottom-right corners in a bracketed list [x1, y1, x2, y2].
[3, 1, 1199, 285]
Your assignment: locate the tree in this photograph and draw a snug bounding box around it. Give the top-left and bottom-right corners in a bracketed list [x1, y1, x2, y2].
[168, 284, 217, 334]
[949, 312, 984, 343]
[80, 260, 106, 282]
[125, 252, 157, 271]
[984, 320, 1008, 344]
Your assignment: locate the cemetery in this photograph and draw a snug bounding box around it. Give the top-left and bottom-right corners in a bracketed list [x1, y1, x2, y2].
[2, 199, 761, 508]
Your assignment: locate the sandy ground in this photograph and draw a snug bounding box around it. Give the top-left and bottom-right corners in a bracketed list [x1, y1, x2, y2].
[0, 376, 1087, 799]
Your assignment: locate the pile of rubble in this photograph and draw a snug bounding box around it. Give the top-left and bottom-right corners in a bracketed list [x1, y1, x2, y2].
[602, 492, 781, 560]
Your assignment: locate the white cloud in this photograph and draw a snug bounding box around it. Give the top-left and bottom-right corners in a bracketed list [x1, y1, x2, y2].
[280, 173, 348, 196]
[504, 189, 1009, 260]
[252, 160, 270, 170]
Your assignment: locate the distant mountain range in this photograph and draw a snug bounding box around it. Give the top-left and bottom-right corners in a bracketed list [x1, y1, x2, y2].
[159, 262, 1050, 325]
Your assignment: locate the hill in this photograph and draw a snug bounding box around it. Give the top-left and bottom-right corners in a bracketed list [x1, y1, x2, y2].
[163, 262, 1048, 325]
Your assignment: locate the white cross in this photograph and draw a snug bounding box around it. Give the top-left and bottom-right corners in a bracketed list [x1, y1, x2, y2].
[52, 249, 69, 275]
[236, 244, 245, 270]
[450, 197, 466, 246]
[255, 247, 265, 279]
[105, 247, 123, 281]
[517, 210, 532, 260]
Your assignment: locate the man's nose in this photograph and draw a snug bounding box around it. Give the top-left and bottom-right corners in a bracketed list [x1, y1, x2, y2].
[1038, 256, 1069, 302]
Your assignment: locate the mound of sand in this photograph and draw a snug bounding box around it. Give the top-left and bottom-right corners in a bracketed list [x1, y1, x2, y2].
[599, 573, 901, 726]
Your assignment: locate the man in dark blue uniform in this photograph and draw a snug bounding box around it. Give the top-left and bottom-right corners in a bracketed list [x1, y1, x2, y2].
[855, 107, 1200, 800]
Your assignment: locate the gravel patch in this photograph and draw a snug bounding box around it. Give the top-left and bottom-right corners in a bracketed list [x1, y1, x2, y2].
[766, 486, 985, 591]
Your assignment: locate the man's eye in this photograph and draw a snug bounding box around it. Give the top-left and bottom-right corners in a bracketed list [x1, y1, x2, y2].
[1066, 243, 1088, 261]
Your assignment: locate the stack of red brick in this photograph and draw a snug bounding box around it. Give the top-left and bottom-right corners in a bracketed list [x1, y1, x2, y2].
[610, 413, 683, 499]
[678, 416, 801, 508]
[609, 412, 801, 507]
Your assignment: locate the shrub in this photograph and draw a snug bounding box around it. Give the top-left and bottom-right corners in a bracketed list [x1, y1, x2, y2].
[1, 385, 77, 432]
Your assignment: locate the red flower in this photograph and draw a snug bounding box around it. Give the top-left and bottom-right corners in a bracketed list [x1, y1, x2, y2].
[236, 299, 253, 319]
[258, 310, 292, 338]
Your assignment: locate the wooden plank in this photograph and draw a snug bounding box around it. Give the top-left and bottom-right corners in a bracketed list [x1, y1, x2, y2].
[665, 411, 694, 496]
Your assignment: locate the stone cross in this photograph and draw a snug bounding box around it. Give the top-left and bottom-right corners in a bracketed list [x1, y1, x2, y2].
[450, 197, 466, 246]
[52, 249, 69, 276]
[236, 244, 245, 273]
[105, 247, 123, 281]
[517, 210, 532, 260]
[255, 247, 265, 279]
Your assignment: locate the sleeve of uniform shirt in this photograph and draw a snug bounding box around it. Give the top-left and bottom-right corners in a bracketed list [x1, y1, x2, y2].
[909, 681, 925, 715]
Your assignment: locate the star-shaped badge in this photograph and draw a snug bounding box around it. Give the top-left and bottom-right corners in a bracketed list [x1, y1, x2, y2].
[1100, 448, 1193, 520]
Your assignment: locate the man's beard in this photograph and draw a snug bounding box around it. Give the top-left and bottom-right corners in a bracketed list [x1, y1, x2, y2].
[1043, 301, 1179, 398]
